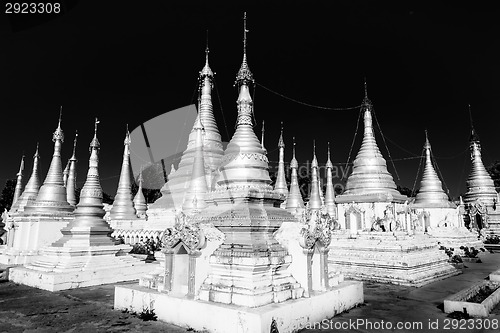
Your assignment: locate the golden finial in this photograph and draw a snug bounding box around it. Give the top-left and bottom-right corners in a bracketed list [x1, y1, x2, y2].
[90, 118, 100, 150]
[326, 141, 333, 169]
[312, 139, 318, 168]
[205, 30, 209, 62]
[124, 123, 131, 146]
[53, 107, 65, 142]
[424, 129, 430, 149]
[364, 77, 368, 98]
[34, 142, 39, 157]
[278, 121, 284, 148]
[243, 12, 247, 58]
[468, 104, 480, 143]
[235, 11, 254, 85]
[290, 136, 298, 169]
[58, 106, 63, 128]
[200, 30, 214, 78]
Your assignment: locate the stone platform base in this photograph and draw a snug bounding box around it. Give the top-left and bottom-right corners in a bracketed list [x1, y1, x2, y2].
[427, 227, 483, 250]
[9, 257, 158, 292]
[0, 249, 40, 265]
[328, 231, 460, 287]
[114, 281, 364, 333]
[490, 269, 500, 282]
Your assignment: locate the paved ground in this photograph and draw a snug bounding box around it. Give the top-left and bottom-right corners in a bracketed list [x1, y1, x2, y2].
[0, 253, 499, 333]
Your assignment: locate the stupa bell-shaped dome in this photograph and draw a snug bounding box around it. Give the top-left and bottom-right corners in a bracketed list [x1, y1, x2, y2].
[413, 132, 455, 208]
[216, 33, 271, 189]
[10, 144, 41, 214]
[464, 125, 497, 207]
[24, 110, 73, 213]
[286, 138, 304, 210]
[338, 82, 406, 203]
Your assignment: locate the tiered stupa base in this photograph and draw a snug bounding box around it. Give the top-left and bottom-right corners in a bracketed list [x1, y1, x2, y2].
[9, 244, 154, 291]
[115, 280, 363, 333]
[0, 214, 73, 265]
[328, 230, 460, 287]
[426, 227, 483, 251]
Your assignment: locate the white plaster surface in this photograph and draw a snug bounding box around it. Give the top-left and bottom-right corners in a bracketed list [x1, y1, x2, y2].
[9, 257, 157, 292]
[115, 280, 363, 333]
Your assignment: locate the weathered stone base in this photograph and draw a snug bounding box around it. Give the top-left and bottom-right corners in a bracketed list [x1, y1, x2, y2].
[114, 281, 364, 333]
[427, 227, 483, 251]
[0, 249, 41, 265]
[9, 247, 157, 291]
[490, 269, 500, 282]
[444, 281, 500, 317]
[328, 231, 460, 287]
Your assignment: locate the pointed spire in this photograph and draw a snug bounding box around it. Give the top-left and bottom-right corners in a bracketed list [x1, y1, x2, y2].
[133, 168, 148, 218]
[66, 131, 78, 206]
[149, 39, 224, 211]
[274, 121, 288, 196]
[109, 126, 138, 220]
[286, 137, 304, 211]
[309, 140, 322, 210]
[218, 12, 271, 188]
[261, 120, 266, 152]
[199, 30, 214, 78]
[25, 111, 72, 213]
[52, 117, 116, 248]
[12, 155, 25, 206]
[10, 144, 41, 213]
[325, 142, 336, 216]
[468, 104, 480, 143]
[340, 80, 403, 200]
[183, 116, 208, 212]
[464, 108, 497, 207]
[235, 12, 254, 86]
[63, 160, 70, 187]
[169, 164, 176, 178]
[413, 131, 454, 208]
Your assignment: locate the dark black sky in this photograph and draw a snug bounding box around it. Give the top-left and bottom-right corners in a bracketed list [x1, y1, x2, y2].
[1, 1, 499, 198]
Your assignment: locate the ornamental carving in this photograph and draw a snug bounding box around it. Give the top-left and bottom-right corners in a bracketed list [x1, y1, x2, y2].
[161, 211, 206, 253]
[299, 206, 334, 249]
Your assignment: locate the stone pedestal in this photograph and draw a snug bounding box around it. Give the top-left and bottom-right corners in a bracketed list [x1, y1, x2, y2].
[0, 214, 73, 265]
[9, 244, 155, 291]
[328, 230, 460, 286]
[115, 280, 363, 333]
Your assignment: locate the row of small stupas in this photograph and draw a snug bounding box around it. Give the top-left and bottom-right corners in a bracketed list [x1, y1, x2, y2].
[0, 113, 152, 290]
[98, 44, 500, 246]
[1, 15, 498, 280]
